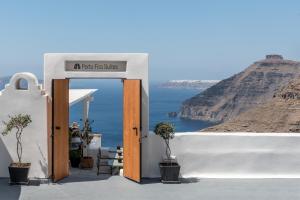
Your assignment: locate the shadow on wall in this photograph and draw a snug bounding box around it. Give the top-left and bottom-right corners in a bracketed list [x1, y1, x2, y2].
[0, 137, 12, 177]
[37, 144, 48, 176]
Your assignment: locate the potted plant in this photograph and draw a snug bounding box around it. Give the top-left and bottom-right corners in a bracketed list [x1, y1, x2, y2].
[1, 114, 32, 184]
[69, 149, 81, 168]
[79, 119, 94, 169]
[154, 122, 180, 183]
[69, 122, 82, 168]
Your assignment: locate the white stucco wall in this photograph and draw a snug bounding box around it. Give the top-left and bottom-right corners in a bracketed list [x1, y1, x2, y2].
[144, 132, 300, 178]
[0, 73, 50, 178]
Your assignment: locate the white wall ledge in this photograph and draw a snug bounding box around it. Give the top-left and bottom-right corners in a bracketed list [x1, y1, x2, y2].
[175, 132, 300, 137]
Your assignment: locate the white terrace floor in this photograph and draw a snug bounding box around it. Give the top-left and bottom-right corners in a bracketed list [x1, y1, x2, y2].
[1, 176, 300, 200]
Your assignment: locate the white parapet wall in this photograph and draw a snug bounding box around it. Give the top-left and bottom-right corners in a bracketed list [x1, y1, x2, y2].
[0, 73, 50, 179]
[143, 132, 300, 178]
[172, 132, 300, 178]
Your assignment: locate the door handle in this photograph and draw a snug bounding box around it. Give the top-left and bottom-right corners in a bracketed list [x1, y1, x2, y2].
[55, 126, 61, 130]
[133, 127, 138, 135]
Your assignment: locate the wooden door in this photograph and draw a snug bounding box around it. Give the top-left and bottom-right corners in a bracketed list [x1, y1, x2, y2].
[52, 79, 69, 182]
[123, 79, 141, 182]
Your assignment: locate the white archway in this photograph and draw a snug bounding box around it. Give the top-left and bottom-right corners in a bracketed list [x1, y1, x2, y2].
[44, 53, 150, 178]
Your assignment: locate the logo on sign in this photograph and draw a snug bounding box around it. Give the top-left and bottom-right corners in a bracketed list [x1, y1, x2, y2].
[66, 61, 127, 72]
[74, 63, 81, 70]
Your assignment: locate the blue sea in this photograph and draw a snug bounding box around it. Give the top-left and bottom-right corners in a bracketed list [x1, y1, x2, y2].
[70, 80, 213, 147]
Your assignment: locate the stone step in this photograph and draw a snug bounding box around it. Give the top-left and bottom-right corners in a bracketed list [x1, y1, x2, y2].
[97, 165, 112, 174]
[98, 160, 109, 165]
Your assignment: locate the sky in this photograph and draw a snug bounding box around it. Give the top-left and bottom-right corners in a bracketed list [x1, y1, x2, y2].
[0, 0, 299, 82]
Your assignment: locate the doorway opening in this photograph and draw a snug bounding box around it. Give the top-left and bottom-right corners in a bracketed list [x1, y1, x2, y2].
[52, 78, 141, 183]
[69, 79, 124, 178]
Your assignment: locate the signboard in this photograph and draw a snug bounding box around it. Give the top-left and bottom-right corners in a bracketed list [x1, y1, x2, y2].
[65, 61, 127, 72]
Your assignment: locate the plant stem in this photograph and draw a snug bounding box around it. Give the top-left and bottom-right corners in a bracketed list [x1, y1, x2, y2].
[19, 128, 23, 163]
[15, 127, 23, 163]
[165, 138, 171, 161]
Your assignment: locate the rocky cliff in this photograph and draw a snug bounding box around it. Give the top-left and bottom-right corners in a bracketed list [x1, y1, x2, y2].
[180, 55, 300, 122]
[202, 80, 300, 132]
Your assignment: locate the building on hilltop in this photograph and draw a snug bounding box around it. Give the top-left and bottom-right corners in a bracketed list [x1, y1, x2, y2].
[266, 54, 283, 60]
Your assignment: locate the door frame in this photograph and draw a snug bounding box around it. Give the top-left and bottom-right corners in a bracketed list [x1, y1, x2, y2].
[51, 78, 143, 182]
[44, 54, 148, 180]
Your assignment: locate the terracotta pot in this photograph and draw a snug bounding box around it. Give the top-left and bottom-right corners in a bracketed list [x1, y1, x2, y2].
[80, 157, 94, 169]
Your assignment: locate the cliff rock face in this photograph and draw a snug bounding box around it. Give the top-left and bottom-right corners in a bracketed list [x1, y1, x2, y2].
[202, 80, 300, 132]
[180, 55, 300, 122]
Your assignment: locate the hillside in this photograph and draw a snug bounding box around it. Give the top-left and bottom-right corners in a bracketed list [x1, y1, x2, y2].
[180, 55, 300, 122]
[202, 80, 300, 132]
[159, 80, 219, 90]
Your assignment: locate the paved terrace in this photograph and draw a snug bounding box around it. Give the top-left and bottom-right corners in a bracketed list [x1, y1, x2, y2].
[1, 176, 300, 200]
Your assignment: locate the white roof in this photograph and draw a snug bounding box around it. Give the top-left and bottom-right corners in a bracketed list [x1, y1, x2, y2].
[69, 89, 98, 106]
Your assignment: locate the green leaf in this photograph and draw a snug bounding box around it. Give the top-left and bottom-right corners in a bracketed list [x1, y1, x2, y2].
[1, 114, 32, 136]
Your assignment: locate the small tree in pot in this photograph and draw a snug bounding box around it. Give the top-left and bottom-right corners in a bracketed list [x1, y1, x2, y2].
[79, 119, 94, 169]
[154, 122, 180, 183]
[1, 114, 32, 184]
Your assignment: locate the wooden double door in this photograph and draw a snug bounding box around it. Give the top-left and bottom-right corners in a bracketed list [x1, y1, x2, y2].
[52, 79, 141, 182]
